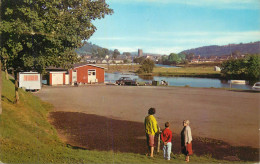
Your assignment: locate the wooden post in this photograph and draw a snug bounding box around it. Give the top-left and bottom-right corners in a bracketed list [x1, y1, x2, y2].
[157, 127, 160, 153]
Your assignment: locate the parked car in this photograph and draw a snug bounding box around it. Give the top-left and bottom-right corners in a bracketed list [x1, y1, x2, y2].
[252, 82, 260, 91]
[116, 77, 137, 86]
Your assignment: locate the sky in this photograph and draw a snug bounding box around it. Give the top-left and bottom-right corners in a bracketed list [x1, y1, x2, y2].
[88, 0, 260, 55]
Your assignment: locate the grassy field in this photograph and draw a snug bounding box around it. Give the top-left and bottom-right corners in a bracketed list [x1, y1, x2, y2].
[152, 66, 221, 78]
[0, 72, 246, 163]
[99, 63, 222, 78]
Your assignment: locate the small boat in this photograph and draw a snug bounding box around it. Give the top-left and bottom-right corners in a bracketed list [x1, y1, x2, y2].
[229, 80, 247, 84]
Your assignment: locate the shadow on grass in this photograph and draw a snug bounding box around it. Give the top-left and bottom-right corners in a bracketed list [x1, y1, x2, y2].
[49, 112, 259, 162]
[66, 144, 88, 150]
[9, 78, 15, 84]
[1, 95, 13, 103]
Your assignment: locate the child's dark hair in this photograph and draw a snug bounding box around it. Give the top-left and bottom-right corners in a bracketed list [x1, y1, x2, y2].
[148, 107, 156, 115]
[165, 122, 170, 128]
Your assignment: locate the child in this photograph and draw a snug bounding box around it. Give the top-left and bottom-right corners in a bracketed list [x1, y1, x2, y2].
[161, 122, 173, 160]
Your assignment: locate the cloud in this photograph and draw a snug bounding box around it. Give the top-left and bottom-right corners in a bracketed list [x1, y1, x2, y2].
[109, 0, 260, 9]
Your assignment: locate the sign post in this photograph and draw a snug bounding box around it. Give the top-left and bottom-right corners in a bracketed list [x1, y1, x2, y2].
[157, 127, 161, 153]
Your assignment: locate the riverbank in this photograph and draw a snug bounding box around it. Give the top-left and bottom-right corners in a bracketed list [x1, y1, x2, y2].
[152, 66, 221, 78]
[98, 63, 222, 78]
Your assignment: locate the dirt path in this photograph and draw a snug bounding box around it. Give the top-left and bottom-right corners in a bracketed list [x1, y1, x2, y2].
[36, 85, 260, 150]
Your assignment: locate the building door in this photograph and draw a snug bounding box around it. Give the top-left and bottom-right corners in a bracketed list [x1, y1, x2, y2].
[72, 70, 77, 83]
[52, 73, 63, 85]
[88, 69, 96, 83]
[65, 74, 69, 85]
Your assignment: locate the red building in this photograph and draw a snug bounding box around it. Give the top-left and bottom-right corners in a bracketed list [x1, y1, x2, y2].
[47, 63, 105, 85]
[69, 63, 105, 84]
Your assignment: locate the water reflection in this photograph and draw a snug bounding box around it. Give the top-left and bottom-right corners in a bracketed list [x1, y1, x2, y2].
[138, 75, 154, 80]
[105, 73, 252, 90]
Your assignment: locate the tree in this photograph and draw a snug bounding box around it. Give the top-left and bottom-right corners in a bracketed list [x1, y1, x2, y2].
[0, 0, 113, 103]
[123, 52, 131, 57]
[113, 49, 120, 59]
[133, 56, 146, 64]
[245, 55, 260, 80]
[168, 53, 181, 64]
[137, 58, 155, 74]
[221, 54, 260, 80]
[0, 0, 2, 114]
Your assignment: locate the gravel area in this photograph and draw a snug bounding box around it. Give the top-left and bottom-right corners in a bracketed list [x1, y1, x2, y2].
[36, 85, 260, 149]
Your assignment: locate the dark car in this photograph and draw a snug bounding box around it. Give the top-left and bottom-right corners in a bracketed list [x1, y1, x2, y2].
[116, 77, 137, 86]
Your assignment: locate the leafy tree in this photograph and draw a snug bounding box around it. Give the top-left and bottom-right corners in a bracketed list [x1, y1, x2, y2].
[123, 52, 131, 57]
[245, 55, 260, 80]
[178, 53, 186, 61]
[103, 48, 109, 57]
[113, 49, 120, 59]
[0, 0, 113, 103]
[137, 58, 155, 74]
[221, 54, 260, 80]
[185, 53, 195, 61]
[168, 53, 180, 64]
[133, 56, 146, 64]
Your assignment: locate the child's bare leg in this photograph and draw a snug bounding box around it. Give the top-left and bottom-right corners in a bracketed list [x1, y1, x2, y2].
[150, 147, 154, 157]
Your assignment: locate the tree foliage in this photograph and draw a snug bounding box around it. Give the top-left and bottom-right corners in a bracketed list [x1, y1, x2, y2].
[221, 55, 260, 80]
[133, 56, 146, 64]
[112, 49, 120, 59]
[159, 53, 186, 65]
[0, 0, 113, 103]
[92, 47, 109, 58]
[123, 52, 131, 57]
[137, 58, 155, 74]
[1, 0, 113, 72]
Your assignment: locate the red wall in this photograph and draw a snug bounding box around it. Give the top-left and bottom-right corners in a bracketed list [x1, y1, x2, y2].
[69, 65, 104, 84]
[49, 73, 52, 85]
[63, 73, 65, 85]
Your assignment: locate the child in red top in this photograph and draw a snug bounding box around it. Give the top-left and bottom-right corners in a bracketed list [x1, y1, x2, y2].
[161, 122, 172, 160]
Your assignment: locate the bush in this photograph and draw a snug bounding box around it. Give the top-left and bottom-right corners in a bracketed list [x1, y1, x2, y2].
[221, 55, 260, 81]
[137, 59, 155, 73]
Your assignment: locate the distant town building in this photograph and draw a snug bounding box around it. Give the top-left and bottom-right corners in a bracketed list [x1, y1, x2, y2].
[138, 49, 143, 57]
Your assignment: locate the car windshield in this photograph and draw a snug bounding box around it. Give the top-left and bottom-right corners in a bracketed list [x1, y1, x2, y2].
[255, 84, 260, 86]
[124, 77, 131, 80]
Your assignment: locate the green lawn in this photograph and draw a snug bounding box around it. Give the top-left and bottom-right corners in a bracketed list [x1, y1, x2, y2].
[0, 72, 242, 163]
[152, 66, 221, 78]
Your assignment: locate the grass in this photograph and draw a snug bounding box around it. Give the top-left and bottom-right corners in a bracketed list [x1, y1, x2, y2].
[0, 72, 247, 163]
[100, 63, 222, 78]
[152, 66, 221, 78]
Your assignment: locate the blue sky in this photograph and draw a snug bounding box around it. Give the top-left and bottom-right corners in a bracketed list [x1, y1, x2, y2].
[88, 0, 260, 55]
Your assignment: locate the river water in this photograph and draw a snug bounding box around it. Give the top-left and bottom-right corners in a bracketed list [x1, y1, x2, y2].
[105, 73, 252, 90]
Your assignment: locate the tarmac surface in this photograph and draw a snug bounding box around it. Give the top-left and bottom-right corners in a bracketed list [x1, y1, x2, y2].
[36, 85, 260, 161]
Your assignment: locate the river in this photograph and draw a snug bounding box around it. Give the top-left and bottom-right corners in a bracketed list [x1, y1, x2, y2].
[105, 73, 252, 90]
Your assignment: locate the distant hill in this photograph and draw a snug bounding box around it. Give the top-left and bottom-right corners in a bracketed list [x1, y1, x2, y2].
[180, 41, 260, 57]
[76, 42, 111, 55]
